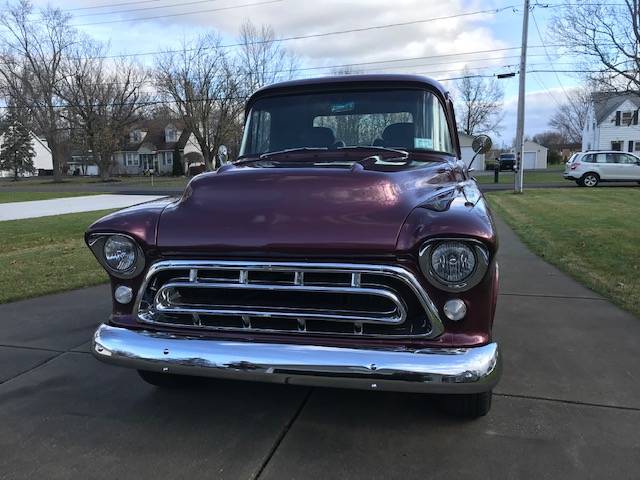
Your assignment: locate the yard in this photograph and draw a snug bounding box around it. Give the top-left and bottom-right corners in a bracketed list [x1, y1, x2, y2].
[0, 209, 113, 303]
[0, 192, 98, 203]
[0, 175, 189, 189]
[474, 166, 567, 185]
[487, 188, 640, 317]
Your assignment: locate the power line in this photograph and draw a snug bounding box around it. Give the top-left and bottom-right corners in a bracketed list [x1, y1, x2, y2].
[74, 4, 515, 31]
[531, 10, 569, 100]
[73, 0, 225, 18]
[68, 0, 169, 12]
[72, 0, 282, 26]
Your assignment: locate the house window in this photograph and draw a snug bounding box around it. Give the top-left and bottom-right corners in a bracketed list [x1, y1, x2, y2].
[125, 153, 139, 166]
[611, 141, 623, 151]
[130, 130, 142, 142]
[622, 111, 633, 125]
[166, 128, 177, 143]
[634, 142, 640, 151]
[163, 151, 173, 165]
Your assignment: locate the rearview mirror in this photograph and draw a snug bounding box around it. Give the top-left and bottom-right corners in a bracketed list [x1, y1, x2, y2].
[472, 134, 493, 154]
[217, 145, 228, 166]
[468, 134, 492, 171]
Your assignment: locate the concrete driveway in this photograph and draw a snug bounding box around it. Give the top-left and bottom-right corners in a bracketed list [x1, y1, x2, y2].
[1, 220, 639, 479]
[0, 194, 165, 221]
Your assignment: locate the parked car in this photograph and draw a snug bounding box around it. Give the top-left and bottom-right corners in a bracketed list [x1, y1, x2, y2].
[86, 74, 502, 418]
[564, 151, 640, 186]
[497, 153, 516, 171]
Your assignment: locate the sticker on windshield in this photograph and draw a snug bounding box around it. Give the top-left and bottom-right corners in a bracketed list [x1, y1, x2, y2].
[330, 101, 355, 113]
[414, 138, 433, 149]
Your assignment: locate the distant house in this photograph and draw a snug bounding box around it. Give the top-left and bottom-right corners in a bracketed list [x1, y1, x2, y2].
[458, 132, 486, 170]
[111, 120, 204, 175]
[0, 130, 53, 177]
[582, 92, 640, 152]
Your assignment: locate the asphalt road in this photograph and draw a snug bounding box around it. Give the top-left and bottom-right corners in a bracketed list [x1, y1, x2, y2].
[1, 219, 639, 479]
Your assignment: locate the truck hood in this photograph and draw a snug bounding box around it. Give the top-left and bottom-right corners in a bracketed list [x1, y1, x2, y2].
[157, 163, 455, 254]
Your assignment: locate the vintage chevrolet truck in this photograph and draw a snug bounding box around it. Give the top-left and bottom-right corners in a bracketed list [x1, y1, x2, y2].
[87, 74, 501, 418]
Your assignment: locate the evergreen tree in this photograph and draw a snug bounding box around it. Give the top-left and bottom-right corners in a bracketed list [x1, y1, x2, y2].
[0, 109, 36, 181]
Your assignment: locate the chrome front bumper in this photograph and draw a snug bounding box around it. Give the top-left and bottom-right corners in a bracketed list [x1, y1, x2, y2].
[92, 324, 501, 394]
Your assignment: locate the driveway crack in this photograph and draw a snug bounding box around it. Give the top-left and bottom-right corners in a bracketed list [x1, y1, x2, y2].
[253, 388, 313, 480]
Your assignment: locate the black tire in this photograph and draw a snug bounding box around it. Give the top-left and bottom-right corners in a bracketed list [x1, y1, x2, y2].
[137, 369, 198, 388]
[437, 391, 493, 418]
[581, 173, 599, 187]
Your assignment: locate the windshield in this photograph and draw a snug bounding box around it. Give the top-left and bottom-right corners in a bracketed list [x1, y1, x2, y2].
[239, 89, 454, 157]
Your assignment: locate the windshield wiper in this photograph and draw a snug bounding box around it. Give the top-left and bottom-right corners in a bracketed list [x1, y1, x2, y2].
[235, 147, 329, 165]
[337, 145, 409, 161]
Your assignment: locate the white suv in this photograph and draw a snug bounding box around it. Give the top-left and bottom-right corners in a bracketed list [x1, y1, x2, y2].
[564, 151, 640, 187]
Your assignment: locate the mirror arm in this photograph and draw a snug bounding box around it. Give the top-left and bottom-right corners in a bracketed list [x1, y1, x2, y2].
[468, 152, 479, 170]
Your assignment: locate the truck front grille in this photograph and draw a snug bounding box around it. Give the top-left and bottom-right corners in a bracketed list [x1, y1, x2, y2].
[135, 260, 444, 338]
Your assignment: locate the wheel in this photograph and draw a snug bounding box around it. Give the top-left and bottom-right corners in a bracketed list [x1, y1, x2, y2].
[437, 391, 493, 418]
[581, 173, 599, 187]
[137, 369, 199, 388]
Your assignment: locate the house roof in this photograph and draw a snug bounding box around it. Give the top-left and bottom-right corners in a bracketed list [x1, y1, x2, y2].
[120, 119, 189, 152]
[592, 92, 640, 124]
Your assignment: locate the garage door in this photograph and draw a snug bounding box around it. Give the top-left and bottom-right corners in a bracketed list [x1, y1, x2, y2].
[523, 152, 537, 169]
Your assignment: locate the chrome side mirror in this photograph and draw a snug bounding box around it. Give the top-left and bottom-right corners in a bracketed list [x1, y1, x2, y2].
[217, 145, 228, 165]
[469, 134, 492, 170]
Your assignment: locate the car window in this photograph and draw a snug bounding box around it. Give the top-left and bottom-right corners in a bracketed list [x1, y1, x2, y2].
[595, 153, 608, 163]
[621, 154, 639, 164]
[582, 154, 594, 163]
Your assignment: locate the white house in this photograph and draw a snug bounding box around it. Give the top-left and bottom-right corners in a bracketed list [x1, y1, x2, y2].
[582, 92, 640, 152]
[458, 132, 486, 170]
[0, 131, 53, 177]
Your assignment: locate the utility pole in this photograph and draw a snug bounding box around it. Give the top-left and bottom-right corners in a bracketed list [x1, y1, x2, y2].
[514, 0, 530, 193]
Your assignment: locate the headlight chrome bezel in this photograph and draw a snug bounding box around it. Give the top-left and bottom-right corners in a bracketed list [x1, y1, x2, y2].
[419, 238, 489, 292]
[88, 233, 145, 279]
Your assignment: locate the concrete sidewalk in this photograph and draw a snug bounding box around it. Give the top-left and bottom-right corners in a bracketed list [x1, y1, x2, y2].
[0, 194, 165, 221]
[0, 219, 639, 479]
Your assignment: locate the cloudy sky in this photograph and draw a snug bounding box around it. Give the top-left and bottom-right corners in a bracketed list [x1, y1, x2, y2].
[27, 0, 579, 145]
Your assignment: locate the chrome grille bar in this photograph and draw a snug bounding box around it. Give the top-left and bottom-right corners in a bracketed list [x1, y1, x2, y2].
[135, 260, 445, 339]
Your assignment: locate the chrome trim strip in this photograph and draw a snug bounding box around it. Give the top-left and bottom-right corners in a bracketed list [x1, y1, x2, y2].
[153, 281, 407, 325]
[134, 260, 445, 339]
[93, 324, 501, 394]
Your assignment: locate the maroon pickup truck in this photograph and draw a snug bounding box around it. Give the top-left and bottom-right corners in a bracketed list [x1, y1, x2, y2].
[87, 74, 501, 418]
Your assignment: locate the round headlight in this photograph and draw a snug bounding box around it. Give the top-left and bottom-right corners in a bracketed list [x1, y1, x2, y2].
[430, 241, 476, 283]
[104, 235, 137, 272]
[419, 239, 489, 292]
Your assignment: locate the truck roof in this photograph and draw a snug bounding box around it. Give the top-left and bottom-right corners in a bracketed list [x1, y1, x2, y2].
[246, 74, 449, 108]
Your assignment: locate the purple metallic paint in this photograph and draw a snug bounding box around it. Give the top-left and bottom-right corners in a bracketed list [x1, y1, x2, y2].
[85, 74, 499, 349]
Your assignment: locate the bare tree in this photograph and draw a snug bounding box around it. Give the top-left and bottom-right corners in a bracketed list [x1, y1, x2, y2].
[550, 1, 640, 93]
[154, 34, 242, 170]
[237, 20, 298, 94]
[0, 0, 77, 181]
[59, 40, 148, 180]
[454, 69, 504, 136]
[549, 87, 591, 144]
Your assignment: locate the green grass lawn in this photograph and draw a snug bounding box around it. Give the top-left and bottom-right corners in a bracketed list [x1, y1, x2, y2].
[0, 192, 99, 203]
[487, 188, 640, 317]
[0, 209, 114, 304]
[0, 175, 189, 188]
[475, 166, 567, 185]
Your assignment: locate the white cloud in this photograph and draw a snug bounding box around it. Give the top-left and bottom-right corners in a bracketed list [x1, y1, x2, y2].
[37, 0, 510, 81]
